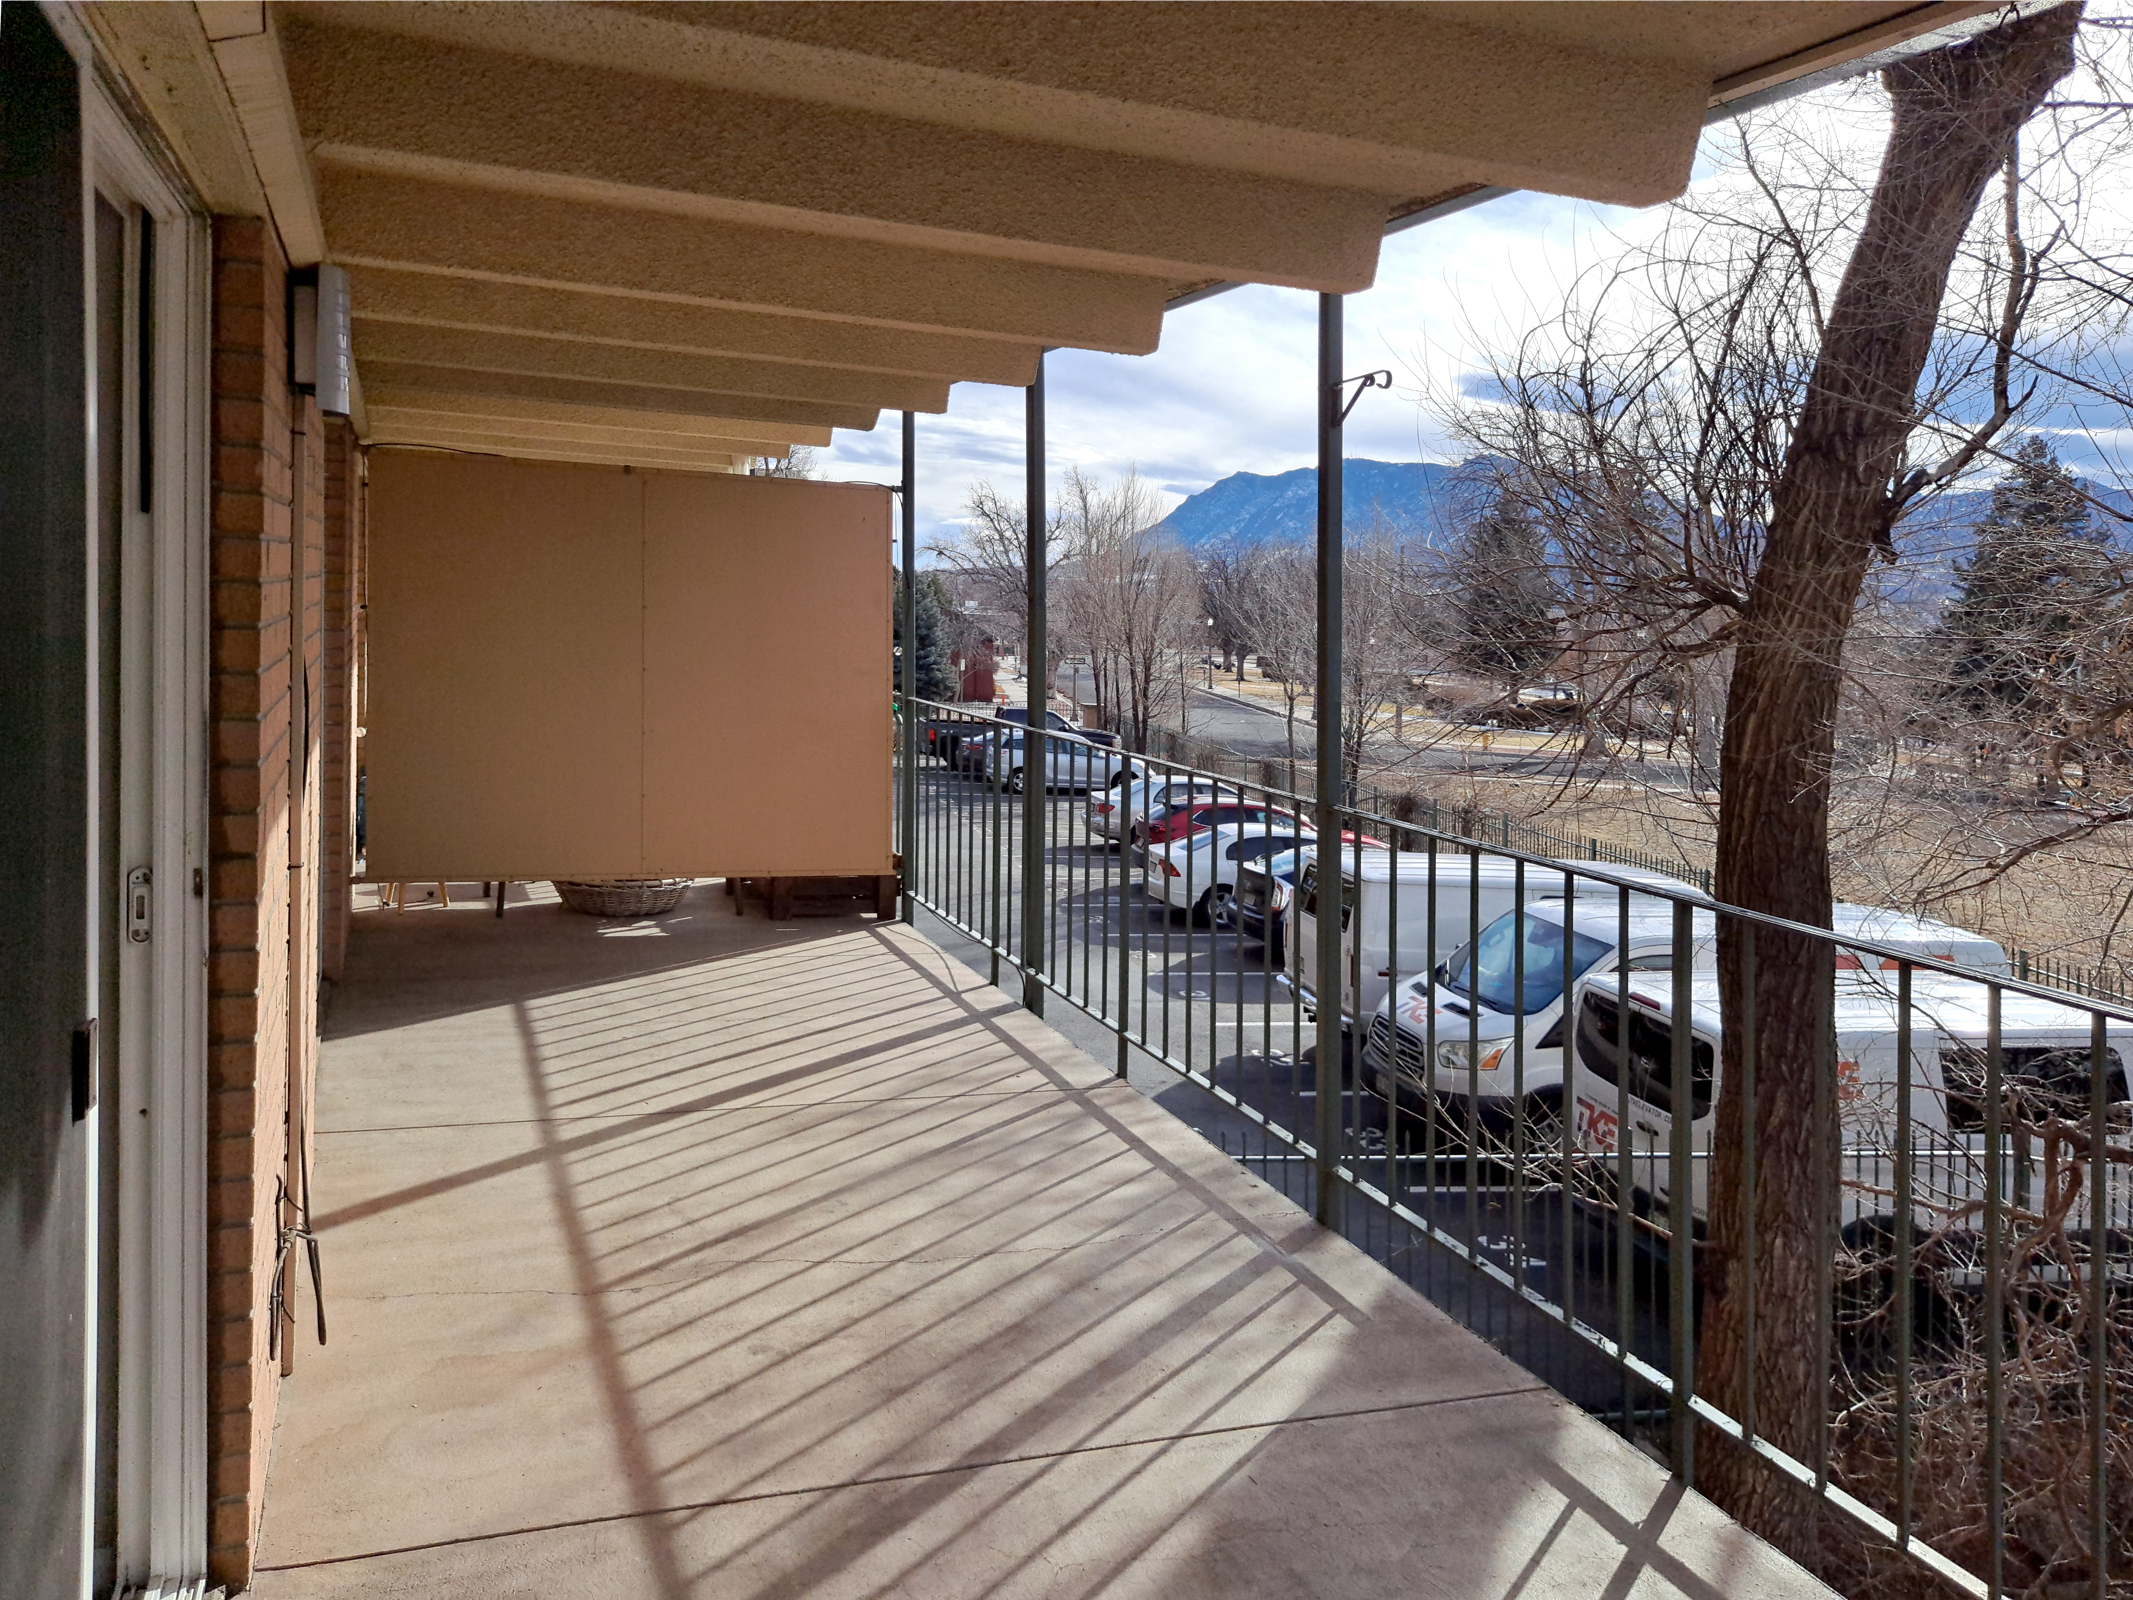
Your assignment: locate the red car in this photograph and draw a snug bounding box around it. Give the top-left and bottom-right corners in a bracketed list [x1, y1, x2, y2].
[1141, 799, 1304, 849]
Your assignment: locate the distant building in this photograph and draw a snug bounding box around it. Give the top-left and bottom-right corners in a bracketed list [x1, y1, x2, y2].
[956, 635, 998, 703]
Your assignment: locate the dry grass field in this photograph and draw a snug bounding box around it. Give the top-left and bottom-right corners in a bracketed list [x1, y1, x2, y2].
[1380, 765, 2133, 991]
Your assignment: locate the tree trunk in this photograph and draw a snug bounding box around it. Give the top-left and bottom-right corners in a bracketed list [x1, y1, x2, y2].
[1704, 7, 2078, 1565]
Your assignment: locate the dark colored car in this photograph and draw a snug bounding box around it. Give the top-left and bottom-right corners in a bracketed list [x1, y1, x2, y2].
[995, 706, 1119, 748]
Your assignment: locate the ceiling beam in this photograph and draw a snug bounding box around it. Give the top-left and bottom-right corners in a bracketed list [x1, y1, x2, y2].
[352, 322, 951, 413]
[358, 364, 880, 433]
[366, 407, 793, 457]
[282, 15, 1390, 292]
[369, 438, 749, 474]
[360, 388, 834, 448]
[346, 266, 1039, 385]
[195, 2, 325, 264]
[317, 168, 1169, 353]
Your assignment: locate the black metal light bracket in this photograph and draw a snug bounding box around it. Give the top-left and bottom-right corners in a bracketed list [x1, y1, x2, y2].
[1331, 370, 1393, 428]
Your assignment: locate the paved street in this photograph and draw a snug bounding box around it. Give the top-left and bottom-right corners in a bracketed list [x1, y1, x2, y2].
[1050, 665, 1700, 788]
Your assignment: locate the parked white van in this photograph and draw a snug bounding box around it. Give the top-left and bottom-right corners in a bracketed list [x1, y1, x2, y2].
[1288, 854, 1690, 1034]
[1363, 898, 2006, 1142]
[1565, 970, 2132, 1242]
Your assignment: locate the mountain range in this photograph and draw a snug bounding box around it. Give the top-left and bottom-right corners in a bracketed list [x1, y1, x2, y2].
[1158, 459, 1487, 548]
[1160, 457, 2133, 608]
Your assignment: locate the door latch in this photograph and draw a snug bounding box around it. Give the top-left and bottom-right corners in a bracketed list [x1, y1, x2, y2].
[127, 866, 152, 944]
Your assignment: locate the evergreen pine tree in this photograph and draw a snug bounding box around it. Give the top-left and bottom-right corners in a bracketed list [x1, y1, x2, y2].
[1939, 436, 2110, 722]
[893, 571, 958, 702]
[1449, 494, 1559, 684]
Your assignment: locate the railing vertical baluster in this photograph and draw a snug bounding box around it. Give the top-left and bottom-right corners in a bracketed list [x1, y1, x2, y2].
[1424, 837, 1439, 1249]
[1239, 805, 1258, 1132]
[1615, 883, 1634, 1437]
[1813, 935, 1834, 1505]
[1512, 857, 1528, 1300]
[1388, 830, 1401, 1230]
[2089, 1007, 2109, 1600]
[1669, 898, 1695, 1484]
[1467, 864, 1482, 1302]
[990, 727, 1003, 985]
[1183, 800, 1198, 1083]
[1985, 983, 2005, 1600]
[1742, 922, 1758, 1451]
[1115, 771, 1130, 1080]
[1160, 787, 1174, 1064]
[1895, 958, 1913, 1551]
[898, 415, 917, 924]
[1561, 868, 1576, 1353]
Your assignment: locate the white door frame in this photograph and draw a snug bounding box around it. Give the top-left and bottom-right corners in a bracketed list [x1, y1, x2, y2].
[72, 37, 213, 1594]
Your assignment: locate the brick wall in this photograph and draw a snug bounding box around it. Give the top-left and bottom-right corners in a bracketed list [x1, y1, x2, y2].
[206, 214, 330, 1592]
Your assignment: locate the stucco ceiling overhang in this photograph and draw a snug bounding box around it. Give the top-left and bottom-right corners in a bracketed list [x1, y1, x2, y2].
[86, 1, 2004, 472]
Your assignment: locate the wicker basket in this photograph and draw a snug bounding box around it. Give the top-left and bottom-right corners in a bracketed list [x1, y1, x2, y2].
[552, 878, 693, 917]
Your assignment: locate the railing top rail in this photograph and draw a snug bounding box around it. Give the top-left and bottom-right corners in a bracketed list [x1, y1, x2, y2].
[901, 697, 2133, 1022]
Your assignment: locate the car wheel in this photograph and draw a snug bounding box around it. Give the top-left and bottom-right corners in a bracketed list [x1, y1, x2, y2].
[1009, 767, 1025, 794]
[1192, 885, 1231, 929]
[1520, 1088, 1566, 1154]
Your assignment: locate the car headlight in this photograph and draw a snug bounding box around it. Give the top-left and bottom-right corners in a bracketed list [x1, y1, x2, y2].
[1434, 1039, 1469, 1073]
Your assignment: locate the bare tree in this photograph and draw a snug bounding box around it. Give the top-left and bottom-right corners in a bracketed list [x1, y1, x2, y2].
[1233, 545, 1318, 765]
[1337, 521, 1421, 788]
[1198, 540, 1266, 678]
[1430, 7, 2083, 1562]
[1051, 467, 1198, 748]
[929, 480, 1070, 693]
[1705, 11, 2079, 1557]
[749, 445, 818, 478]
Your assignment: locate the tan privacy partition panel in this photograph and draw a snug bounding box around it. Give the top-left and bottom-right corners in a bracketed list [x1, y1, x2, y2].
[365, 451, 891, 881]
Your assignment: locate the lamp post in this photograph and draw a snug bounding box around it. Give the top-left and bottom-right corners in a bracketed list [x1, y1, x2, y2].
[1205, 618, 1216, 688]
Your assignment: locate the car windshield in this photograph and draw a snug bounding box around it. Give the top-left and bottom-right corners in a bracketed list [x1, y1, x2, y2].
[1439, 912, 1613, 1015]
[1227, 834, 1304, 862]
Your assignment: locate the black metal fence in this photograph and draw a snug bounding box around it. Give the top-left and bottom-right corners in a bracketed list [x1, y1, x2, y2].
[896, 697, 2132, 1599]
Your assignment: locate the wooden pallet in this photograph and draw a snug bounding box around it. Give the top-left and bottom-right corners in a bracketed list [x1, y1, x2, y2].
[726, 872, 899, 920]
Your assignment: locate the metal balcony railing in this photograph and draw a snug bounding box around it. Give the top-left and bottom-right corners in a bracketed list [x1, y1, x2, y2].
[895, 696, 2133, 1600]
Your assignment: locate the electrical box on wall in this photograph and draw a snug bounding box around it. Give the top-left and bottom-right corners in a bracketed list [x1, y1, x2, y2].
[290, 264, 351, 417]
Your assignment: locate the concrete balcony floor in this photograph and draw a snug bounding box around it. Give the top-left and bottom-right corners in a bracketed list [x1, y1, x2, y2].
[252, 883, 1830, 1599]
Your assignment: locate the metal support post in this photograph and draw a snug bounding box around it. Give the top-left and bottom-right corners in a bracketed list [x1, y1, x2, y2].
[1022, 354, 1047, 1014]
[1668, 898, 1697, 1482]
[1313, 293, 1344, 1226]
[899, 410, 918, 923]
